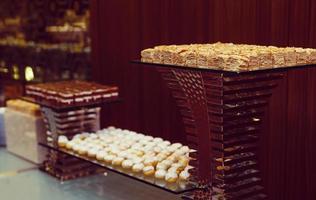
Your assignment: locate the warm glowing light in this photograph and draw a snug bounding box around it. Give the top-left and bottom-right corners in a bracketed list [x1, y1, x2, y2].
[12, 65, 19, 80]
[25, 66, 35, 81]
[0, 68, 9, 73]
[253, 118, 260, 122]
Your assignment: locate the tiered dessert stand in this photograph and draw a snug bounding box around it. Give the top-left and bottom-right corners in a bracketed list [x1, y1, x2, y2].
[132, 60, 316, 200]
[23, 94, 119, 181]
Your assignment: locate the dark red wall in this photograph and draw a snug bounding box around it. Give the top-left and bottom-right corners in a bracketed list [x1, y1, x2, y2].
[90, 0, 316, 199]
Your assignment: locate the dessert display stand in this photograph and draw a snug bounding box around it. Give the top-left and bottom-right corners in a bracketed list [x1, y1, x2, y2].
[23, 96, 119, 181]
[131, 61, 316, 200]
[24, 81, 196, 196]
[33, 93, 197, 194]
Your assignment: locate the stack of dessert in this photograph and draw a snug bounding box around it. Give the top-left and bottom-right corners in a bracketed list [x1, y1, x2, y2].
[6, 99, 41, 116]
[141, 42, 316, 71]
[26, 80, 119, 107]
[58, 127, 195, 185]
[25, 81, 119, 180]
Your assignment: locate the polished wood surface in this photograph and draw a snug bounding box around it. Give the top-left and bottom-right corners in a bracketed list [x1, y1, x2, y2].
[91, 0, 316, 199]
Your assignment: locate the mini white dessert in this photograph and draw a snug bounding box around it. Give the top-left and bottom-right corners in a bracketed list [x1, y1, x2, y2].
[171, 143, 182, 149]
[143, 166, 155, 176]
[159, 151, 171, 158]
[143, 136, 154, 141]
[80, 132, 90, 139]
[156, 154, 167, 162]
[112, 157, 124, 166]
[167, 146, 178, 152]
[178, 156, 189, 166]
[165, 172, 178, 183]
[87, 148, 98, 158]
[66, 141, 75, 150]
[171, 163, 185, 171]
[96, 151, 107, 161]
[179, 170, 190, 181]
[153, 137, 163, 143]
[166, 155, 178, 162]
[168, 166, 182, 174]
[153, 146, 162, 154]
[132, 157, 143, 164]
[156, 163, 168, 170]
[132, 163, 145, 173]
[119, 143, 130, 150]
[58, 136, 68, 147]
[161, 141, 171, 146]
[72, 144, 81, 152]
[174, 149, 186, 156]
[89, 133, 98, 139]
[78, 146, 88, 155]
[122, 160, 134, 169]
[156, 152, 168, 158]
[155, 170, 167, 179]
[72, 138, 82, 144]
[107, 126, 116, 131]
[104, 155, 115, 163]
[134, 150, 144, 157]
[143, 145, 154, 151]
[110, 148, 120, 156]
[144, 158, 158, 166]
[73, 134, 82, 140]
[118, 151, 129, 159]
[161, 160, 173, 167]
[180, 146, 190, 153]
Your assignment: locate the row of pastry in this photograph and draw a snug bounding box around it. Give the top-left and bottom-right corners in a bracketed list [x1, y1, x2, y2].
[141, 42, 316, 71]
[58, 127, 195, 183]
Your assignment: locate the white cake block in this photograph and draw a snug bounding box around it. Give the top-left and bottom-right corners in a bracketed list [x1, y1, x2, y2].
[4, 108, 46, 164]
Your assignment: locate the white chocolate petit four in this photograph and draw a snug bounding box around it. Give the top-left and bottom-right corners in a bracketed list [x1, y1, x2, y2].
[155, 170, 167, 179]
[72, 144, 81, 152]
[96, 151, 107, 161]
[153, 137, 163, 143]
[66, 141, 75, 150]
[143, 166, 155, 176]
[122, 160, 134, 169]
[78, 146, 88, 155]
[132, 163, 145, 173]
[58, 136, 68, 147]
[156, 163, 168, 170]
[104, 155, 115, 163]
[165, 172, 178, 183]
[171, 143, 182, 149]
[144, 158, 158, 166]
[87, 148, 98, 158]
[112, 157, 124, 166]
[179, 170, 190, 181]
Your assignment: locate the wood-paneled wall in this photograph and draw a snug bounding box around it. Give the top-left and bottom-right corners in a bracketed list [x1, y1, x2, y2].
[90, 0, 316, 199]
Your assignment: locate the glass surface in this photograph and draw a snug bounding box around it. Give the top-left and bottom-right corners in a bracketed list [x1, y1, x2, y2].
[0, 149, 181, 200]
[131, 60, 316, 74]
[0, 148, 36, 173]
[39, 143, 197, 194]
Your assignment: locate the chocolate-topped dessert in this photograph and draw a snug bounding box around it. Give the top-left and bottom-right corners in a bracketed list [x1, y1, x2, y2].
[26, 80, 119, 107]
